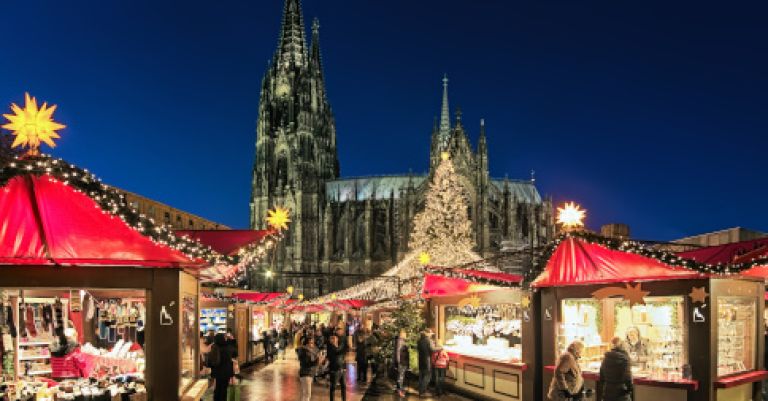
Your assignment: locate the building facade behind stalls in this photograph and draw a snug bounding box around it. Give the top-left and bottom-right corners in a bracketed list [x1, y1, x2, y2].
[250, 0, 554, 297]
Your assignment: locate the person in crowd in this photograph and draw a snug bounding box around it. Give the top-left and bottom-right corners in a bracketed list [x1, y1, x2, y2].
[271, 328, 279, 358]
[262, 330, 272, 363]
[225, 328, 239, 359]
[548, 340, 585, 401]
[207, 333, 235, 401]
[432, 340, 450, 396]
[298, 336, 318, 401]
[294, 327, 304, 357]
[327, 334, 348, 401]
[417, 329, 439, 397]
[366, 328, 381, 377]
[355, 328, 369, 383]
[279, 327, 290, 360]
[599, 337, 633, 401]
[393, 329, 410, 398]
[625, 327, 649, 367]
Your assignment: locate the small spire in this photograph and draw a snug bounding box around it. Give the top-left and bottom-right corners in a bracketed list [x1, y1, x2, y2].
[310, 17, 323, 73]
[455, 107, 462, 125]
[439, 74, 451, 146]
[530, 169, 536, 183]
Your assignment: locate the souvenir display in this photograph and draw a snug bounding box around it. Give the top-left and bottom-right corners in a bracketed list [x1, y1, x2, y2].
[557, 296, 687, 380]
[199, 308, 227, 334]
[443, 303, 523, 363]
[717, 296, 756, 377]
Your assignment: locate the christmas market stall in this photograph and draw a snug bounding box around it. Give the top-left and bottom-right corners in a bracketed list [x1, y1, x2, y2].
[534, 234, 767, 401]
[423, 267, 538, 401]
[177, 228, 282, 365]
[0, 156, 211, 401]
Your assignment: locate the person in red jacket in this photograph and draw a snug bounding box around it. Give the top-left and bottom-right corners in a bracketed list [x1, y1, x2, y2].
[432, 340, 450, 396]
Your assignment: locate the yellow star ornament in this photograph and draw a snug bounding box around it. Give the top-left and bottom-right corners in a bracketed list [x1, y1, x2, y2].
[689, 287, 708, 304]
[418, 252, 431, 266]
[521, 296, 531, 309]
[3, 93, 66, 155]
[266, 207, 291, 231]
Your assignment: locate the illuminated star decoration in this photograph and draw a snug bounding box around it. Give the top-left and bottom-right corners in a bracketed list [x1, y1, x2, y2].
[266, 206, 291, 231]
[592, 283, 650, 307]
[418, 252, 431, 266]
[557, 201, 586, 229]
[2, 93, 66, 156]
[689, 287, 709, 304]
[440, 151, 450, 161]
[521, 296, 531, 309]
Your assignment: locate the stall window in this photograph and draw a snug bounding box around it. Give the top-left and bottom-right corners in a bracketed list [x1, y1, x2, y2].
[443, 303, 523, 363]
[717, 296, 756, 377]
[558, 296, 686, 380]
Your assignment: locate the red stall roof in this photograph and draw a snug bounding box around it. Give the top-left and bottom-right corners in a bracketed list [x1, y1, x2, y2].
[232, 292, 285, 303]
[0, 175, 200, 268]
[176, 229, 275, 256]
[422, 274, 501, 298]
[532, 237, 703, 287]
[677, 238, 768, 265]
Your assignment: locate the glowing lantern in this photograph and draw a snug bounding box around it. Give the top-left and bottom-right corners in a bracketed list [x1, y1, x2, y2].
[3, 93, 66, 156]
[557, 202, 586, 230]
[266, 206, 291, 231]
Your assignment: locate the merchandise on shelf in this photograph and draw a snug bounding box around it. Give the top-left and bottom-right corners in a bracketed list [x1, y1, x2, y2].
[199, 308, 227, 334]
[557, 296, 688, 380]
[717, 296, 756, 377]
[443, 303, 523, 363]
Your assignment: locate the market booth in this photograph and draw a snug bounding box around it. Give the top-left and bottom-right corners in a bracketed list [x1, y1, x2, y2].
[0, 168, 206, 401]
[534, 235, 766, 401]
[423, 268, 537, 401]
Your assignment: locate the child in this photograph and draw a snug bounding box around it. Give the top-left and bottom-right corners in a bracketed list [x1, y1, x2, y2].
[432, 340, 450, 396]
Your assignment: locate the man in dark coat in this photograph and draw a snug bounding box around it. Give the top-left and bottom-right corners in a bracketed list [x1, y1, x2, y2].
[599, 337, 633, 401]
[393, 330, 410, 398]
[417, 329, 438, 397]
[327, 334, 348, 401]
[207, 333, 235, 401]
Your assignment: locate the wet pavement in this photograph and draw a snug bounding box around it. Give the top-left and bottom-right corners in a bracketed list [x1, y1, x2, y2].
[207, 350, 473, 401]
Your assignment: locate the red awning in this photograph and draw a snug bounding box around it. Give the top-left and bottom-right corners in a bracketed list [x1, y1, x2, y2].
[176, 229, 275, 256]
[532, 237, 703, 287]
[232, 292, 286, 303]
[423, 274, 501, 298]
[677, 238, 768, 265]
[0, 175, 200, 267]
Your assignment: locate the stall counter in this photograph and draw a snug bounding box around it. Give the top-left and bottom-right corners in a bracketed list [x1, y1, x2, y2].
[446, 352, 528, 401]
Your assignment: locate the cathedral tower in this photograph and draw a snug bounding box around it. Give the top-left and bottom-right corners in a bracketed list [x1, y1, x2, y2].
[250, 0, 339, 286]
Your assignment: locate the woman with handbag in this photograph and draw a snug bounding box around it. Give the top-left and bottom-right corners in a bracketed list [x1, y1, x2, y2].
[548, 340, 586, 401]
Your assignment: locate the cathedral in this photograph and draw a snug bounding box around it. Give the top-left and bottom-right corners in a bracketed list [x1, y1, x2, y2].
[250, 0, 554, 297]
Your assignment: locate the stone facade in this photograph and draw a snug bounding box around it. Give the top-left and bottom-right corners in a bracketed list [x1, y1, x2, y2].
[250, 0, 553, 297]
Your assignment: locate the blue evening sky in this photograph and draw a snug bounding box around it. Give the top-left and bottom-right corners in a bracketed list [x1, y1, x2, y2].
[1, 1, 766, 240]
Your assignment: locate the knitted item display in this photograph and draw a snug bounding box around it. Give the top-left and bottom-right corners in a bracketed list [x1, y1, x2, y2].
[24, 305, 37, 337]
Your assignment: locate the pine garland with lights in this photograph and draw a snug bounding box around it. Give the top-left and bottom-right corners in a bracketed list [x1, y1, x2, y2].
[0, 154, 280, 285]
[424, 266, 521, 288]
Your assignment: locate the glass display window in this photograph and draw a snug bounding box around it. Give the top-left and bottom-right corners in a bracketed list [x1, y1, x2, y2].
[199, 308, 227, 334]
[557, 296, 687, 380]
[443, 303, 523, 362]
[717, 296, 756, 377]
[251, 309, 267, 341]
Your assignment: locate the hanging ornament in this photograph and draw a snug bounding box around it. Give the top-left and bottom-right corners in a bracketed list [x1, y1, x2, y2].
[688, 286, 709, 304]
[266, 206, 291, 231]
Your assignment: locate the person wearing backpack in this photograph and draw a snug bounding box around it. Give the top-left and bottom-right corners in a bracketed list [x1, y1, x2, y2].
[432, 340, 450, 396]
[207, 333, 235, 401]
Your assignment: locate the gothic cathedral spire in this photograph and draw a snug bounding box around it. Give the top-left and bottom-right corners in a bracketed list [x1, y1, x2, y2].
[276, 0, 308, 68]
[438, 74, 451, 149]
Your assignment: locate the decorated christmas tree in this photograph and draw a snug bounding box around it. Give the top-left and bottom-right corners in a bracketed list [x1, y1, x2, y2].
[407, 152, 478, 273]
[380, 300, 426, 372]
